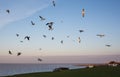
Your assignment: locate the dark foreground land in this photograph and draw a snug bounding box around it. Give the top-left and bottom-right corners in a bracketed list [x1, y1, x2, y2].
[6, 65, 120, 77]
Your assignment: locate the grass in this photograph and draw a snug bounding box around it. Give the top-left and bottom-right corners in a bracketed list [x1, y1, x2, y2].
[5, 65, 120, 77]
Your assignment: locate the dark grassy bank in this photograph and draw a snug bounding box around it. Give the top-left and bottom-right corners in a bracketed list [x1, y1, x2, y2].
[6, 65, 120, 77]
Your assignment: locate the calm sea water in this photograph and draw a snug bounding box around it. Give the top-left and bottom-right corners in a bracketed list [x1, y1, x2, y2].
[0, 63, 85, 76]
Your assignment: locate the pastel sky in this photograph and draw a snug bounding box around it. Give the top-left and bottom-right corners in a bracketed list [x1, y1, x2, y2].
[0, 0, 120, 63]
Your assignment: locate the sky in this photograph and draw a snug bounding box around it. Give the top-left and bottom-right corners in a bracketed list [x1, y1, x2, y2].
[0, 0, 120, 63]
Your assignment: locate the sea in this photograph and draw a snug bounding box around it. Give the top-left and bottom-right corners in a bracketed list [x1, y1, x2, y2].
[0, 63, 85, 76]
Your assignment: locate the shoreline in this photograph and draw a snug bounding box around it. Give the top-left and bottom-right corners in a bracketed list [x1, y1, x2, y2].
[4, 65, 120, 77]
[0, 63, 85, 77]
[1, 63, 120, 77]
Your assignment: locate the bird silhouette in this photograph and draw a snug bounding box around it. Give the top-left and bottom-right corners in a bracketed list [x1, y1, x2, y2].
[52, 1, 55, 7]
[46, 22, 54, 30]
[61, 20, 63, 23]
[24, 36, 30, 40]
[39, 48, 42, 51]
[106, 45, 111, 47]
[8, 50, 12, 55]
[20, 41, 23, 43]
[79, 30, 84, 33]
[46, 22, 53, 25]
[78, 37, 81, 43]
[52, 37, 54, 40]
[31, 21, 35, 25]
[43, 35, 46, 38]
[16, 34, 19, 37]
[6, 9, 10, 13]
[17, 52, 21, 56]
[39, 16, 45, 21]
[82, 8, 85, 17]
[61, 40, 63, 44]
[48, 25, 53, 30]
[67, 36, 70, 38]
[96, 34, 105, 38]
[38, 58, 42, 62]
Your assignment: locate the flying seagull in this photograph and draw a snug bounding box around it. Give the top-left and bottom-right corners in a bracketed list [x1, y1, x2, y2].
[43, 35, 46, 38]
[38, 58, 42, 62]
[82, 8, 85, 17]
[67, 36, 70, 38]
[31, 21, 35, 25]
[39, 16, 45, 21]
[16, 34, 19, 37]
[96, 34, 105, 38]
[48, 25, 53, 30]
[46, 22, 54, 30]
[39, 48, 42, 51]
[61, 40, 63, 44]
[20, 41, 23, 43]
[61, 20, 63, 23]
[8, 50, 12, 55]
[17, 52, 21, 56]
[79, 30, 84, 33]
[24, 36, 30, 40]
[106, 45, 111, 47]
[52, 37, 54, 40]
[52, 0, 55, 7]
[6, 9, 10, 13]
[78, 37, 81, 43]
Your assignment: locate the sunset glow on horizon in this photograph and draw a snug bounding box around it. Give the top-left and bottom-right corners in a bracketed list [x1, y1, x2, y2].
[0, 0, 120, 63]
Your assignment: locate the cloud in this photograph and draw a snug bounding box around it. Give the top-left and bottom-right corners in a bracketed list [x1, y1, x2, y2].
[0, 0, 50, 29]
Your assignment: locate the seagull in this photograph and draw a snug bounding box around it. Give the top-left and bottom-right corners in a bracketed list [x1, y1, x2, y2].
[52, 37, 54, 40]
[31, 21, 35, 25]
[106, 45, 111, 47]
[46, 22, 54, 30]
[82, 8, 85, 17]
[78, 37, 81, 43]
[39, 48, 42, 51]
[43, 35, 46, 38]
[39, 16, 45, 21]
[16, 34, 19, 37]
[48, 25, 53, 30]
[96, 34, 105, 38]
[46, 22, 53, 25]
[17, 52, 21, 56]
[79, 30, 84, 33]
[67, 36, 70, 38]
[20, 41, 23, 43]
[61, 40, 63, 44]
[61, 20, 63, 23]
[38, 58, 42, 62]
[52, 0, 55, 7]
[24, 36, 30, 40]
[6, 9, 10, 13]
[8, 50, 12, 55]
